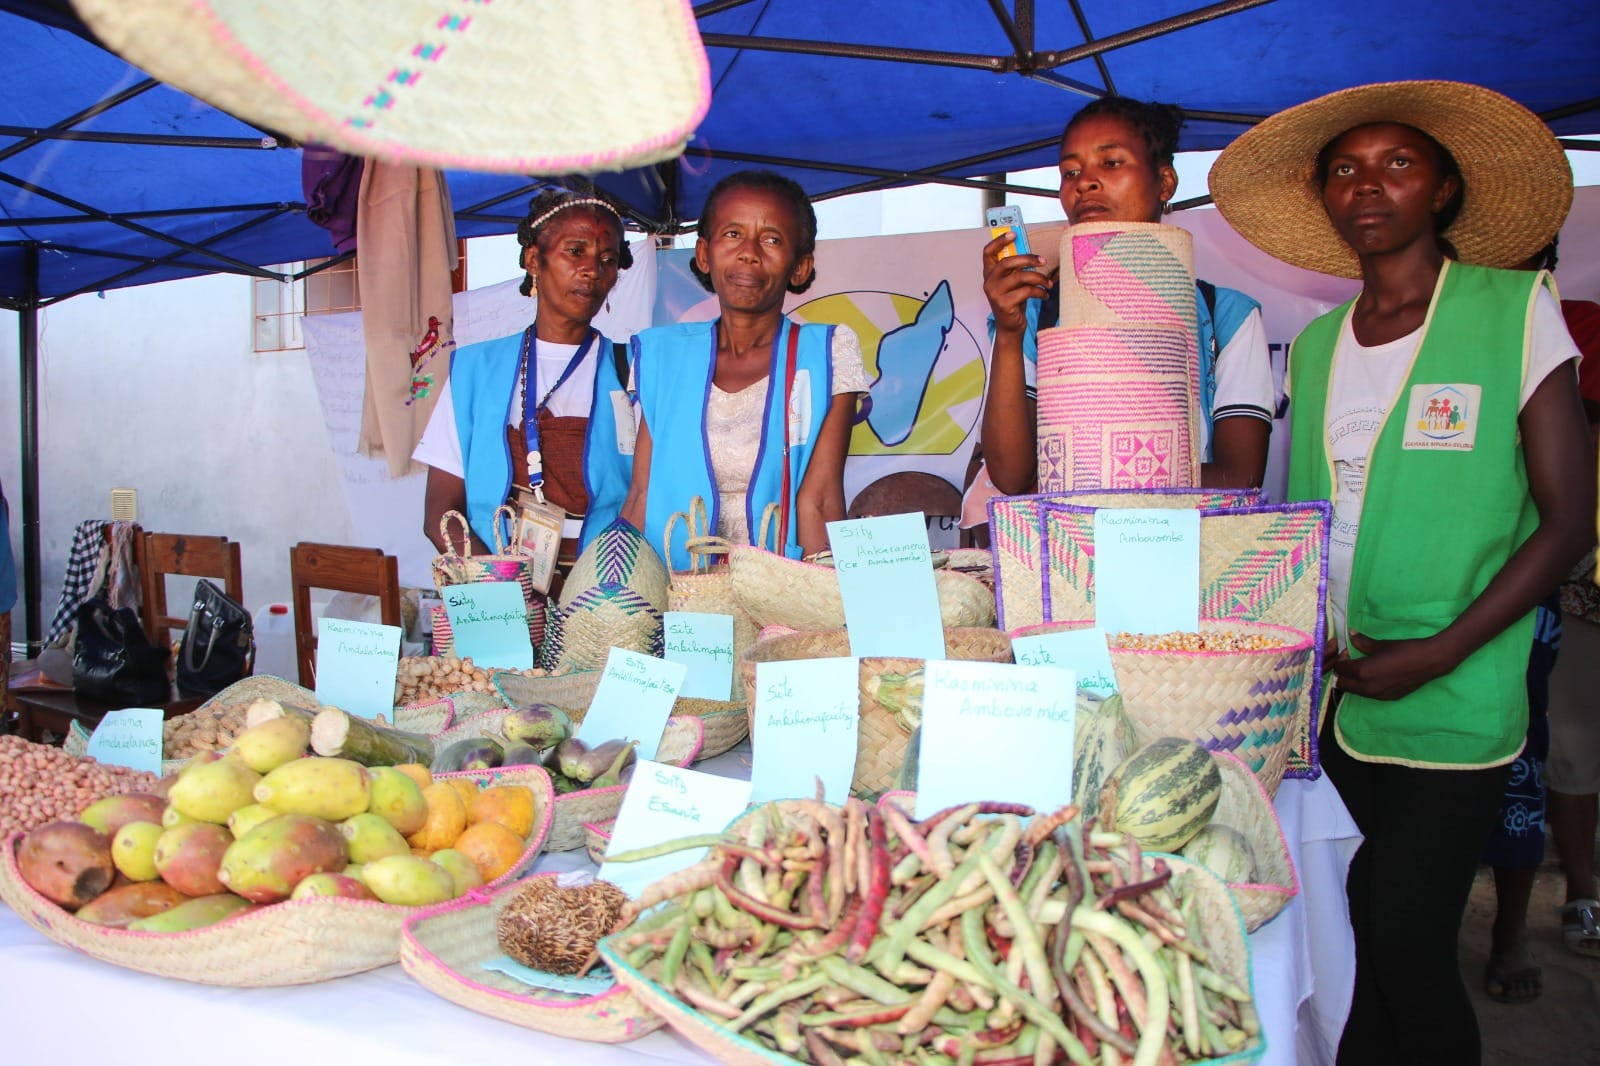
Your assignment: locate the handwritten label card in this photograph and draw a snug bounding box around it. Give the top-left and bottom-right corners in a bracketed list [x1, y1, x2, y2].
[827, 512, 944, 659]
[86, 708, 164, 775]
[315, 618, 402, 718]
[662, 611, 735, 701]
[442, 582, 533, 671]
[914, 660, 1077, 820]
[1092, 509, 1201, 635]
[578, 648, 688, 761]
[750, 657, 860, 804]
[1011, 628, 1119, 699]
[599, 761, 752, 899]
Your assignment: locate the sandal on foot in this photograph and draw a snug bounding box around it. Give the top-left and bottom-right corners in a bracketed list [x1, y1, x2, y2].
[1561, 899, 1600, 958]
[1484, 949, 1542, 1004]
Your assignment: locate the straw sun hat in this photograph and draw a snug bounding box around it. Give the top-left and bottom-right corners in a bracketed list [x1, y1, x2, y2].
[71, 0, 710, 175]
[1209, 80, 1572, 279]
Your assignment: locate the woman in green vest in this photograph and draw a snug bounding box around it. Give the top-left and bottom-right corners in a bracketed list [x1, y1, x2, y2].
[1211, 82, 1594, 1064]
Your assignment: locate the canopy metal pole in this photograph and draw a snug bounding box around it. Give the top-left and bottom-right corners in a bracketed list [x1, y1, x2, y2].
[17, 241, 40, 654]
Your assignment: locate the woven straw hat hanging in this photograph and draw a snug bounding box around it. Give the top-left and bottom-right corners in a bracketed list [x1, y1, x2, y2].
[1208, 80, 1572, 279]
[72, 0, 711, 175]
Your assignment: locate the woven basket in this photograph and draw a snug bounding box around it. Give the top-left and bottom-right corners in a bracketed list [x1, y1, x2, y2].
[599, 848, 1261, 1065]
[738, 627, 1014, 796]
[64, 683, 456, 776]
[677, 704, 748, 759]
[728, 546, 998, 634]
[399, 873, 664, 1042]
[583, 818, 615, 866]
[1011, 619, 1313, 796]
[0, 764, 553, 987]
[1200, 751, 1298, 933]
[665, 498, 760, 702]
[432, 507, 546, 655]
[543, 518, 668, 672]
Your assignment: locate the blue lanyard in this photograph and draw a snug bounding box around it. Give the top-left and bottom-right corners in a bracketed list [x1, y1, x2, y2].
[519, 326, 596, 490]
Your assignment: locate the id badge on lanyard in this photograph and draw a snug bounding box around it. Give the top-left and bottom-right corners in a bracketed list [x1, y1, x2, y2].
[514, 327, 594, 593]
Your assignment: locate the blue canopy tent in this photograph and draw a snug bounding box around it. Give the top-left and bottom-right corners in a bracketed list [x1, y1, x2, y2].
[3, 0, 1597, 647]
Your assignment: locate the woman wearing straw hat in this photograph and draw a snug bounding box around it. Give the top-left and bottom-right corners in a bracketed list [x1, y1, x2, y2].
[978, 97, 1276, 497]
[414, 191, 636, 570]
[1210, 81, 1595, 1063]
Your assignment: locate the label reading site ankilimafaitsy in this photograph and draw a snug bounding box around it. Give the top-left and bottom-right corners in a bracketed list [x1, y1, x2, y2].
[442, 581, 534, 671]
[750, 656, 860, 804]
[86, 707, 163, 775]
[1091, 508, 1200, 635]
[578, 648, 688, 761]
[1011, 628, 1119, 699]
[914, 660, 1076, 820]
[662, 611, 736, 701]
[827, 512, 944, 659]
[599, 761, 752, 899]
[314, 617, 402, 718]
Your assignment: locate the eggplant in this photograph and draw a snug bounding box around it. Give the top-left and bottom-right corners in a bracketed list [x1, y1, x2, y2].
[499, 742, 544, 767]
[431, 736, 505, 774]
[589, 740, 638, 789]
[501, 704, 573, 750]
[549, 737, 638, 786]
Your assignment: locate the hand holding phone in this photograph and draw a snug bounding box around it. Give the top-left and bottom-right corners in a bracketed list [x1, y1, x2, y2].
[985, 205, 1032, 261]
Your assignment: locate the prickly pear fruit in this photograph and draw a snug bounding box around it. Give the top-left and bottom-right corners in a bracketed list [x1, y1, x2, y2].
[78, 793, 166, 838]
[338, 812, 411, 864]
[127, 893, 254, 932]
[254, 757, 370, 821]
[230, 715, 310, 774]
[365, 766, 428, 836]
[111, 821, 165, 882]
[218, 814, 348, 903]
[361, 854, 455, 907]
[167, 757, 262, 825]
[153, 822, 233, 897]
[290, 873, 376, 901]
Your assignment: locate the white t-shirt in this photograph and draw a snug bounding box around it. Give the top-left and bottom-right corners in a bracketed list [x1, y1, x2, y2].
[1024, 308, 1274, 455]
[412, 338, 598, 479]
[1314, 288, 1581, 647]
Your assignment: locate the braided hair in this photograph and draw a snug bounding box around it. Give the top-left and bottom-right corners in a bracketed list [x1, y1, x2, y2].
[689, 170, 818, 295]
[1063, 97, 1185, 171]
[517, 190, 633, 297]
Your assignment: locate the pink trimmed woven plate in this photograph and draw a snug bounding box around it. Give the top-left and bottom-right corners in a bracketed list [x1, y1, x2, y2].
[0, 765, 554, 986]
[400, 874, 664, 1042]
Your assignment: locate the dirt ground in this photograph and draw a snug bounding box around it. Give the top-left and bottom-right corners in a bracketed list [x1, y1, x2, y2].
[1460, 850, 1600, 1065]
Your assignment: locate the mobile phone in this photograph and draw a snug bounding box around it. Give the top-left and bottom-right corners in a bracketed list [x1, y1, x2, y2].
[985, 204, 1031, 261]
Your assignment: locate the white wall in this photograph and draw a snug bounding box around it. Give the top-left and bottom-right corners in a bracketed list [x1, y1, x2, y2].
[0, 272, 356, 638]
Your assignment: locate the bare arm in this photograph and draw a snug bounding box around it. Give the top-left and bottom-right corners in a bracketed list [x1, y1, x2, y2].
[1334, 363, 1595, 699]
[794, 393, 859, 556]
[619, 413, 653, 533]
[1201, 417, 1271, 489]
[422, 467, 489, 554]
[979, 232, 1049, 495]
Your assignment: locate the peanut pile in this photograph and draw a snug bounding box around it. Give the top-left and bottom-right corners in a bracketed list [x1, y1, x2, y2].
[164, 703, 250, 758]
[1109, 630, 1287, 652]
[0, 735, 161, 838]
[393, 655, 547, 706]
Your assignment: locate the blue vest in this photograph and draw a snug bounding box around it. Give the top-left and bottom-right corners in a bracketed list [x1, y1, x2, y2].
[635, 317, 833, 571]
[450, 328, 632, 551]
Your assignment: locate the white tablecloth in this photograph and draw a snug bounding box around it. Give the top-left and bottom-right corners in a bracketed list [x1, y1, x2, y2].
[0, 751, 1359, 1065]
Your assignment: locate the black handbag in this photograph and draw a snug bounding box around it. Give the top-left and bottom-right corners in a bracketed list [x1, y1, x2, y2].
[176, 579, 254, 696]
[71, 599, 171, 704]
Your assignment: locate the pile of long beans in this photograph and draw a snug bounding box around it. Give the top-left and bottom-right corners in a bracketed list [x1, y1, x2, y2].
[603, 796, 1258, 1066]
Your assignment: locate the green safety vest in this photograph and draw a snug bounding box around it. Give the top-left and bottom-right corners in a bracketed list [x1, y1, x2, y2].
[1288, 260, 1547, 768]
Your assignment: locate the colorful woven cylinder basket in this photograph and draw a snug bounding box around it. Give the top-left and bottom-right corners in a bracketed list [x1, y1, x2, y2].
[1036, 222, 1201, 492]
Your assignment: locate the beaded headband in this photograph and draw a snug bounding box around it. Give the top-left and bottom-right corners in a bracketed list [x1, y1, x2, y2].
[521, 197, 624, 243]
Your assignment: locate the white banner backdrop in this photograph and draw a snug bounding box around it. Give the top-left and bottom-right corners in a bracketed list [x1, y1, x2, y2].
[303, 238, 657, 588]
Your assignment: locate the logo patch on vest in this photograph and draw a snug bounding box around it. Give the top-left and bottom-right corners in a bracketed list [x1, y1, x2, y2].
[1401, 384, 1480, 451]
[788, 369, 813, 446]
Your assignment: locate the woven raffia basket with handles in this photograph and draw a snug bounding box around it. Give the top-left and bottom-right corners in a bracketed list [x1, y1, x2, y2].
[435, 705, 703, 853]
[598, 846, 1261, 1066]
[1201, 751, 1298, 933]
[738, 626, 1013, 796]
[0, 764, 555, 987]
[399, 873, 664, 1042]
[494, 668, 747, 761]
[1009, 619, 1314, 797]
[664, 497, 760, 704]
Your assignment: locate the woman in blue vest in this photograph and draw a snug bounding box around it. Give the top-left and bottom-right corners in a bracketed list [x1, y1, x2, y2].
[1211, 81, 1594, 1064]
[414, 191, 635, 571]
[977, 97, 1275, 497]
[622, 171, 868, 570]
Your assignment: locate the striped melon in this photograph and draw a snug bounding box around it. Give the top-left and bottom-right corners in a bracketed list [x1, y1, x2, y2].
[1072, 694, 1137, 819]
[1108, 738, 1221, 851]
[1180, 824, 1258, 883]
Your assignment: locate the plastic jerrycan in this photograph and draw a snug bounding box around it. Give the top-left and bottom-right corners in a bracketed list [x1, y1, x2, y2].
[251, 603, 297, 680]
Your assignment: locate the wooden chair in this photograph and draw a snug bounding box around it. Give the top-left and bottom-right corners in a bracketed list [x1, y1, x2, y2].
[289, 542, 401, 688]
[140, 532, 244, 650]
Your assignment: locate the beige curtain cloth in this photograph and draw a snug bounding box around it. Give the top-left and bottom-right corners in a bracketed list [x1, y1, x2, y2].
[355, 162, 457, 477]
